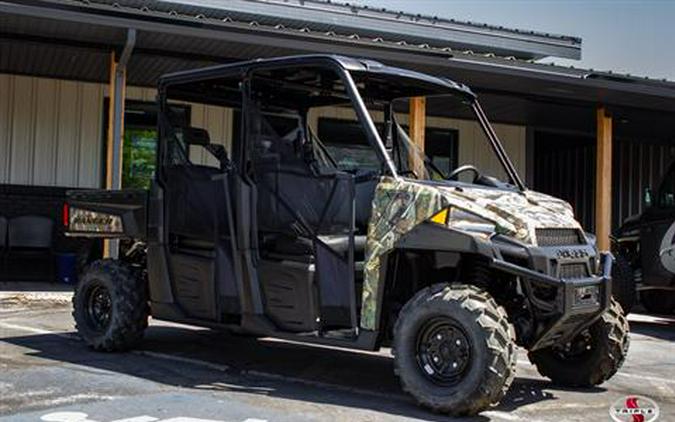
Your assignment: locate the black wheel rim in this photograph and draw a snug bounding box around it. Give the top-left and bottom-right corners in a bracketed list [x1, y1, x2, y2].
[85, 283, 112, 333]
[554, 329, 593, 361]
[415, 317, 472, 386]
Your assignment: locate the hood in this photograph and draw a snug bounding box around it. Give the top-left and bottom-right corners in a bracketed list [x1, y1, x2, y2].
[446, 185, 580, 244]
[395, 178, 582, 245]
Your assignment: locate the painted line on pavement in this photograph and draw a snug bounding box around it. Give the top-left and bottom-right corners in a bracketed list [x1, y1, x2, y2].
[615, 371, 675, 385]
[0, 321, 74, 339]
[0, 320, 407, 402]
[132, 350, 231, 373]
[5, 319, 675, 404]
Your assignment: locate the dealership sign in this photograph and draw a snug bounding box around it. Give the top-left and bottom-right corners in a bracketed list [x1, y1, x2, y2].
[609, 395, 659, 422]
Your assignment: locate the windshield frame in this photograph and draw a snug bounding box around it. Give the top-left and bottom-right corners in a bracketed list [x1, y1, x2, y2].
[344, 68, 526, 191]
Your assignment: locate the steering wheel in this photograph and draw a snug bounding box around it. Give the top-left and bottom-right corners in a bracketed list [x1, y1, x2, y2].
[447, 164, 481, 182]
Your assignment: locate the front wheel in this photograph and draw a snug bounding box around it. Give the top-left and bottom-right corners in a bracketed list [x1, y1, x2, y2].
[611, 255, 636, 314]
[72, 259, 149, 351]
[528, 299, 629, 387]
[393, 284, 516, 416]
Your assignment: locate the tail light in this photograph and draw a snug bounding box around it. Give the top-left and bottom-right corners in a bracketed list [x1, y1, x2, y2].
[62, 203, 69, 227]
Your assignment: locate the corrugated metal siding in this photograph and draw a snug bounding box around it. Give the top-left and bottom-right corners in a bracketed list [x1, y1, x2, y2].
[0, 74, 105, 188]
[0, 75, 235, 189]
[613, 138, 675, 226]
[534, 131, 675, 232]
[533, 132, 595, 231]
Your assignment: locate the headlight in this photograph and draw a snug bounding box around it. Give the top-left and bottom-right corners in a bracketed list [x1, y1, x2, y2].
[430, 207, 496, 235]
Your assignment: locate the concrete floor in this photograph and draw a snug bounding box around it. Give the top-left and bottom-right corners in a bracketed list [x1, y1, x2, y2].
[0, 298, 673, 422]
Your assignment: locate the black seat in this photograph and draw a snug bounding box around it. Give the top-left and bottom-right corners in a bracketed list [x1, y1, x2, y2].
[6, 215, 54, 281]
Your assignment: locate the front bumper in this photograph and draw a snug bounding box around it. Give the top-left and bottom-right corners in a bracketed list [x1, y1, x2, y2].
[489, 236, 612, 350]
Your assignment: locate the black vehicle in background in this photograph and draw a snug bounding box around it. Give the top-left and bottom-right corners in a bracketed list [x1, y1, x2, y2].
[613, 162, 675, 314]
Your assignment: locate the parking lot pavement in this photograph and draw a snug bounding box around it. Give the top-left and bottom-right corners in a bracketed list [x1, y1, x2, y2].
[0, 301, 673, 422]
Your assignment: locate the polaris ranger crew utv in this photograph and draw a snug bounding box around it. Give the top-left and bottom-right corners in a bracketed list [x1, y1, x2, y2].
[613, 162, 675, 314]
[66, 55, 628, 416]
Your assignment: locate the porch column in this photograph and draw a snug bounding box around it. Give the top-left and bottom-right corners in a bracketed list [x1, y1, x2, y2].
[595, 106, 612, 251]
[103, 29, 136, 259]
[409, 97, 426, 175]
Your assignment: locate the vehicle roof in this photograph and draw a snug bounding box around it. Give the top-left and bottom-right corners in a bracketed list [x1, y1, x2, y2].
[158, 54, 476, 99]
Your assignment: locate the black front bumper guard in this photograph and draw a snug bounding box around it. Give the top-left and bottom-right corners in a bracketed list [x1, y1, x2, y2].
[490, 252, 613, 351]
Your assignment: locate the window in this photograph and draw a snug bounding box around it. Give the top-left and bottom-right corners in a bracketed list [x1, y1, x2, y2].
[316, 116, 383, 172]
[425, 127, 459, 176]
[316, 117, 458, 174]
[122, 127, 157, 189]
[104, 100, 190, 189]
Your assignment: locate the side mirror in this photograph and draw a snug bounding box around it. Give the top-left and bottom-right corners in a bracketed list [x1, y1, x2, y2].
[182, 127, 210, 146]
[644, 187, 653, 208]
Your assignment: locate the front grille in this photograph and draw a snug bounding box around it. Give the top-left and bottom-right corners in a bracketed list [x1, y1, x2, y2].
[559, 263, 589, 279]
[536, 228, 583, 246]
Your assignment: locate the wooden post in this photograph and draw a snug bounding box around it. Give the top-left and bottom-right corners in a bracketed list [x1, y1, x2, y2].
[103, 52, 127, 258]
[409, 97, 426, 175]
[595, 106, 612, 251]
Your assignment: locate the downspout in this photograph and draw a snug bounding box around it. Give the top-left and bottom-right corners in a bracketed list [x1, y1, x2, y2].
[105, 28, 136, 259]
[110, 28, 136, 190]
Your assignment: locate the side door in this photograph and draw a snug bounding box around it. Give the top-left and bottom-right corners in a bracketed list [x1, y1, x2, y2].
[641, 163, 675, 286]
[244, 65, 384, 334]
[160, 119, 240, 322]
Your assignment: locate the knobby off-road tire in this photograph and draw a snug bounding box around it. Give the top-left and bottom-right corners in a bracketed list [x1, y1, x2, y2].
[611, 255, 636, 314]
[72, 259, 149, 352]
[640, 290, 675, 315]
[528, 298, 629, 387]
[393, 283, 517, 416]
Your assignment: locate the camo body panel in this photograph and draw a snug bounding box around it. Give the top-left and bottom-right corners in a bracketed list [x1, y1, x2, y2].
[360, 177, 582, 330]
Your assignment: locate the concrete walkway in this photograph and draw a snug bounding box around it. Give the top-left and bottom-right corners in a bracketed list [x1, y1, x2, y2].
[0, 282, 73, 307]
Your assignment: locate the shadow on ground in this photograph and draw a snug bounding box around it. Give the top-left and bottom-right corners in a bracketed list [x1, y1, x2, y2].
[628, 312, 675, 342]
[2, 323, 571, 421]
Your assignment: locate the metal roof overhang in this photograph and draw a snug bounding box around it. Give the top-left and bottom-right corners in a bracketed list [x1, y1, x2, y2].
[1, 0, 674, 138]
[161, 0, 582, 60]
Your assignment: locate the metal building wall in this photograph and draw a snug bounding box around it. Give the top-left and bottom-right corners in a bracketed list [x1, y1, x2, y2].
[534, 130, 675, 232]
[0, 74, 234, 189]
[0, 74, 105, 188]
[613, 138, 675, 226]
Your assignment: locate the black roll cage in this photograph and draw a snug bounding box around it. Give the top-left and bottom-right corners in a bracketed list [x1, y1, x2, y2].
[156, 54, 525, 191]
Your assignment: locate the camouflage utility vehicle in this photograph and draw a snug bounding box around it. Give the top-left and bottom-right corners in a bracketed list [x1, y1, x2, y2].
[66, 55, 629, 416]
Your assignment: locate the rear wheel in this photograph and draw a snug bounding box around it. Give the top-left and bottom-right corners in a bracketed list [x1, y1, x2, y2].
[528, 299, 629, 387]
[641, 290, 675, 314]
[73, 259, 149, 351]
[393, 284, 516, 416]
[611, 255, 636, 314]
